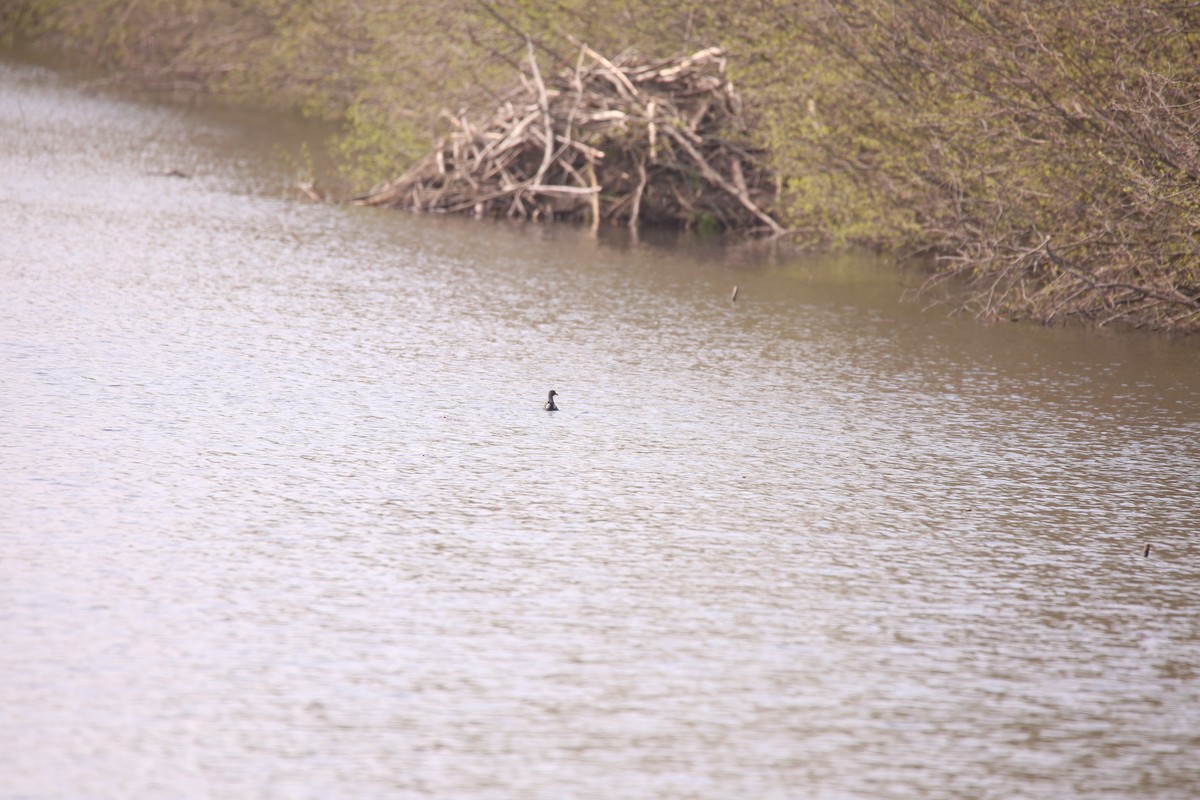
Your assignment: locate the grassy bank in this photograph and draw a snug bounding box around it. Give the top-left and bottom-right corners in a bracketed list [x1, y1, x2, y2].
[7, 0, 1199, 332]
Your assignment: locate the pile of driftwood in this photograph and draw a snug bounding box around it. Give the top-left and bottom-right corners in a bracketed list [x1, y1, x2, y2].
[354, 42, 783, 235]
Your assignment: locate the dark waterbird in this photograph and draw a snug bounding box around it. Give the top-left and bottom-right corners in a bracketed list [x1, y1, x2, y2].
[544, 390, 559, 411]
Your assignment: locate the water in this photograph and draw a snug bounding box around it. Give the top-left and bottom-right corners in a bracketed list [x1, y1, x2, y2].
[2, 51, 1199, 800]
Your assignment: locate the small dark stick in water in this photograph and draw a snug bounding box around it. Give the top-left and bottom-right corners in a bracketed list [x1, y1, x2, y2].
[1144, 543, 1151, 558]
[731, 285, 739, 302]
[544, 389, 558, 411]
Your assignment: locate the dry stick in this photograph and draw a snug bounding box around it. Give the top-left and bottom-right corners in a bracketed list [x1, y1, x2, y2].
[526, 38, 555, 188]
[983, 261, 1018, 313]
[1044, 284, 1094, 324]
[480, 162, 516, 193]
[572, 43, 587, 93]
[481, 109, 539, 162]
[654, 47, 725, 81]
[444, 187, 520, 214]
[509, 191, 526, 218]
[663, 128, 784, 235]
[614, 194, 641, 221]
[571, 39, 639, 101]
[431, 181, 450, 208]
[540, 128, 580, 172]
[465, 125, 485, 166]
[668, 182, 695, 222]
[480, 137, 530, 181]
[556, 135, 604, 161]
[498, 163, 521, 190]
[354, 151, 435, 205]
[585, 160, 601, 232]
[729, 156, 748, 196]
[686, 98, 713, 132]
[559, 44, 588, 162]
[297, 181, 323, 202]
[556, 157, 591, 191]
[525, 184, 601, 195]
[461, 160, 479, 191]
[647, 98, 658, 159]
[630, 156, 648, 229]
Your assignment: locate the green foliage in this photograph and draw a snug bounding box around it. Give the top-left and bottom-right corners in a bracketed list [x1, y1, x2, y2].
[705, 0, 1200, 328]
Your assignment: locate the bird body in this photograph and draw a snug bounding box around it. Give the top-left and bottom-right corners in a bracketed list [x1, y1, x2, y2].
[544, 389, 559, 411]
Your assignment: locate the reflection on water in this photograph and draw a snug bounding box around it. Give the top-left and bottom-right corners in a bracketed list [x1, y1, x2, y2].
[2, 51, 1199, 800]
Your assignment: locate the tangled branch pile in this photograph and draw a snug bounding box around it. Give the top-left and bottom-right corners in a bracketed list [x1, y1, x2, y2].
[733, 1, 1200, 332]
[354, 43, 782, 234]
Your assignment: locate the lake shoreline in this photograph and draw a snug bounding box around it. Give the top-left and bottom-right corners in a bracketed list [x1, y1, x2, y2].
[5, 4, 1200, 333]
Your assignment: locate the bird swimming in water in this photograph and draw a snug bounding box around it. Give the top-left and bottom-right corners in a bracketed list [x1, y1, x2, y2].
[544, 389, 559, 411]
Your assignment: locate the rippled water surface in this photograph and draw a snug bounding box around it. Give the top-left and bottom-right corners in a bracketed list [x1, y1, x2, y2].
[3, 53, 1199, 800]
